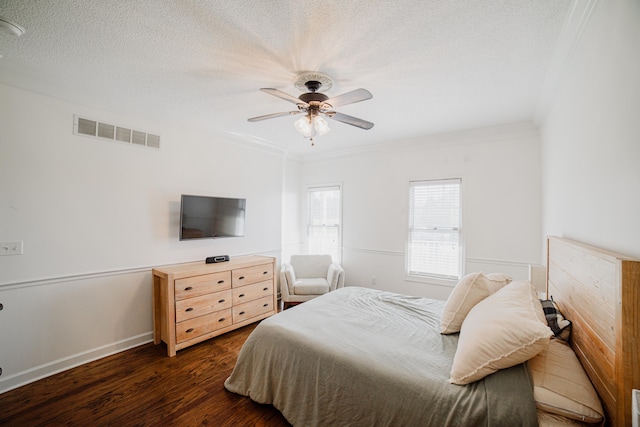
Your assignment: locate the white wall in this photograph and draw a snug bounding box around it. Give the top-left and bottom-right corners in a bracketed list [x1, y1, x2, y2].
[297, 122, 542, 300]
[0, 83, 284, 392]
[280, 157, 303, 263]
[539, 0, 640, 258]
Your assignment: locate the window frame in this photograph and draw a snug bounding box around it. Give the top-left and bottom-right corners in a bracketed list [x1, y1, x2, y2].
[306, 183, 342, 263]
[406, 178, 463, 285]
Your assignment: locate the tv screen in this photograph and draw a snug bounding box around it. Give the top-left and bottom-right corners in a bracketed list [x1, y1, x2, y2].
[180, 194, 246, 240]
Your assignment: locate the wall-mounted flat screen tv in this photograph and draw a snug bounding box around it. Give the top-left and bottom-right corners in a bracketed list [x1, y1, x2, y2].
[180, 194, 246, 240]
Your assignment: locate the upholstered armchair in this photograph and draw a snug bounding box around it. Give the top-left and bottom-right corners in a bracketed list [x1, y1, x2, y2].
[280, 254, 345, 309]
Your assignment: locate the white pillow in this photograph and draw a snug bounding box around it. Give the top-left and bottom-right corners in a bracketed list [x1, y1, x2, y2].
[450, 280, 552, 385]
[529, 338, 604, 423]
[440, 272, 512, 334]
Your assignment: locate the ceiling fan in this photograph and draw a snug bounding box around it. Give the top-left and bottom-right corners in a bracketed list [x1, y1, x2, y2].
[248, 72, 374, 145]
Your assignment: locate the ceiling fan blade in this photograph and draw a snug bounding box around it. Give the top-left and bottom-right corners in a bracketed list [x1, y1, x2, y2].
[323, 88, 372, 109]
[248, 111, 302, 122]
[325, 112, 374, 130]
[260, 88, 309, 107]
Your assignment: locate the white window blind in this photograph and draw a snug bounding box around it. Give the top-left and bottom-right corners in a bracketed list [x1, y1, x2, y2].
[307, 185, 341, 263]
[408, 179, 462, 280]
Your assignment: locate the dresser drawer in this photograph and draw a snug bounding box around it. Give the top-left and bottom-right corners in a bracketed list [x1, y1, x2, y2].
[232, 263, 274, 287]
[175, 308, 232, 343]
[232, 295, 274, 323]
[175, 289, 232, 322]
[232, 280, 273, 305]
[175, 271, 231, 300]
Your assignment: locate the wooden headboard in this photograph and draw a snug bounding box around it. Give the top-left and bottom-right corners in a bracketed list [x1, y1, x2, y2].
[546, 236, 640, 427]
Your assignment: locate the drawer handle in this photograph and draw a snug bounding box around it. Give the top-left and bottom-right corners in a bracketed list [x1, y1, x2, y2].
[263, 271, 268, 275]
[263, 303, 269, 307]
[218, 317, 226, 322]
[184, 286, 193, 291]
[239, 293, 245, 298]
[238, 276, 245, 280]
[218, 299, 226, 303]
[239, 311, 246, 315]
[218, 280, 225, 284]
[185, 308, 193, 312]
[263, 287, 268, 291]
[186, 328, 194, 333]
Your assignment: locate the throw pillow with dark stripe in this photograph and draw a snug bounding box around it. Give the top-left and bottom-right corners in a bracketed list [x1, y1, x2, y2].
[540, 298, 572, 341]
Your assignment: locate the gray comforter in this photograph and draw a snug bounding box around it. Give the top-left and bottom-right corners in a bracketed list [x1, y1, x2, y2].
[224, 286, 538, 426]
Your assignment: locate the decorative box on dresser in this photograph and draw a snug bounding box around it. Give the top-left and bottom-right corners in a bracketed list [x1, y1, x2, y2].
[152, 255, 276, 356]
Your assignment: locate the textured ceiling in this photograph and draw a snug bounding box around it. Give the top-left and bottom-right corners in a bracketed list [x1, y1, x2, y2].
[0, 0, 572, 157]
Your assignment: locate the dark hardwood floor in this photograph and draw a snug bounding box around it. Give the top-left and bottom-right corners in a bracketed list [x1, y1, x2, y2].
[0, 323, 291, 426]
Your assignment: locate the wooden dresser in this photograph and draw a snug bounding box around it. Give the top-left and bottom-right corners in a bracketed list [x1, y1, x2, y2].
[152, 255, 276, 356]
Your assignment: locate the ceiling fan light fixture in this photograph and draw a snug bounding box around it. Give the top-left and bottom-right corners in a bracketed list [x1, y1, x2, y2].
[294, 115, 313, 137]
[314, 116, 330, 136]
[294, 115, 330, 139]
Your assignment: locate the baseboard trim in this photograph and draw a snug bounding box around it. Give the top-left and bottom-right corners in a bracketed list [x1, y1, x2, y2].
[0, 332, 153, 395]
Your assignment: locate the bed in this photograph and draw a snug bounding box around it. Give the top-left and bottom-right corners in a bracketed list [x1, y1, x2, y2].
[224, 237, 640, 426]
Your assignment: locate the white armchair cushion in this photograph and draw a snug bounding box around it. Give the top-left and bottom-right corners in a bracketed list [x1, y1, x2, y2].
[290, 254, 333, 278]
[293, 278, 330, 295]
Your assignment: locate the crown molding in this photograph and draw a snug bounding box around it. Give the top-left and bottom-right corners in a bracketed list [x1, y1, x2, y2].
[222, 131, 287, 156]
[295, 121, 540, 163]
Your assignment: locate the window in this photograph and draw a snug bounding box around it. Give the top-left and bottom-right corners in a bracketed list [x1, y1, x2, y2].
[307, 185, 341, 262]
[408, 179, 462, 281]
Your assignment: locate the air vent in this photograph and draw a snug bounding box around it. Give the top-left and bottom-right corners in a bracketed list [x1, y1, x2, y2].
[146, 134, 160, 149]
[132, 130, 146, 145]
[77, 117, 97, 136]
[115, 127, 131, 143]
[97, 122, 115, 139]
[73, 115, 160, 150]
